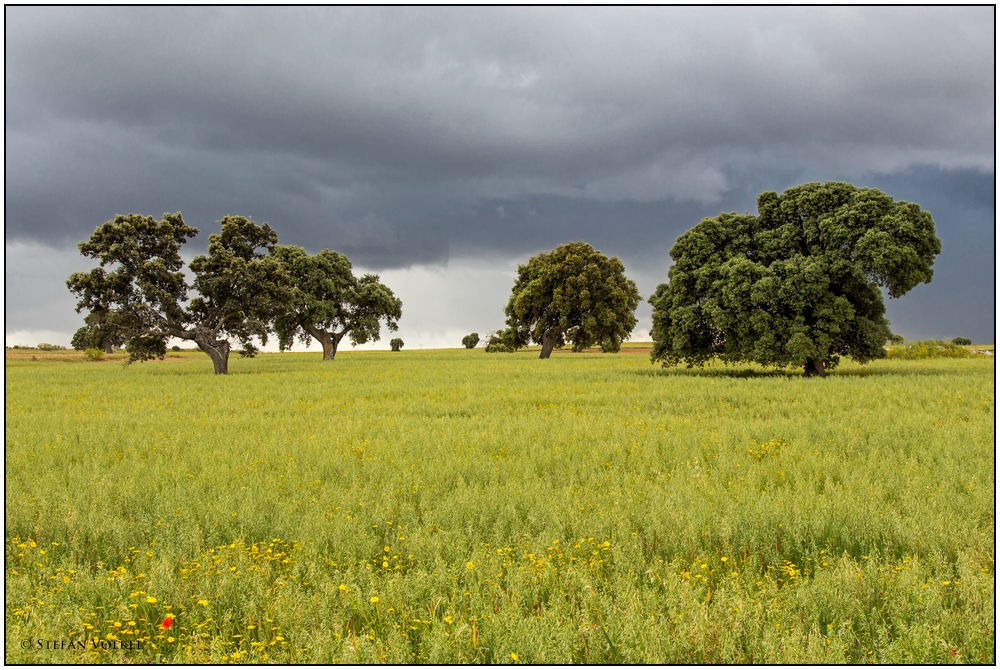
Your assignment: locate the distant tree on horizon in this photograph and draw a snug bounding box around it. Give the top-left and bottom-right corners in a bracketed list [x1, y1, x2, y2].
[270, 245, 402, 361]
[71, 308, 125, 354]
[501, 241, 641, 359]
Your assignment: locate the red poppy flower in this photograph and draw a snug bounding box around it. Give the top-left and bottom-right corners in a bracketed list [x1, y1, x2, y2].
[160, 615, 174, 630]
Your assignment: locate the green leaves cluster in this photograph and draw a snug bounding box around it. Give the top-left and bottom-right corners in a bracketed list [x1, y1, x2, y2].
[68, 213, 402, 374]
[71, 309, 125, 353]
[187, 216, 289, 361]
[483, 330, 517, 353]
[271, 246, 401, 361]
[502, 241, 641, 358]
[67, 213, 200, 364]
[650, 182, 941, 376]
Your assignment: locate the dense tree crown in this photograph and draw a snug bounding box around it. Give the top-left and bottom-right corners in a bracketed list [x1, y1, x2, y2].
[503, 241, 641, 359]
[271, 246, 402, 360]
[71, 309, 125, 354]
[67, 213, 289, 374]
[462, 333, 480, 349]
[649, 182, 941, 376]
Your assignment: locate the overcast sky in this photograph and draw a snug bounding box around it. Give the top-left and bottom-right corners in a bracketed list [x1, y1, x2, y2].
[5, 7, 995, 350]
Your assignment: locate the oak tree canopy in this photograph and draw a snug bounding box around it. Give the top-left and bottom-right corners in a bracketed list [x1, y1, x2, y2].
[649, 182, 941, 377]
[270, 245, 402, 361]
[503, 241, 641, 359]
[67, 213, 289, 374]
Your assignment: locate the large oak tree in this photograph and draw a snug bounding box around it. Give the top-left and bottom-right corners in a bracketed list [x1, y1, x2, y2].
[67, 213, 289, 374]
[270, 245, 402, 360]
[503, 241, 641, 358]
[649, 182, 941, 377]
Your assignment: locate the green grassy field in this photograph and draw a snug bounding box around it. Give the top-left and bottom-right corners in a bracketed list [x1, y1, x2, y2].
[5, 348, 994, 663]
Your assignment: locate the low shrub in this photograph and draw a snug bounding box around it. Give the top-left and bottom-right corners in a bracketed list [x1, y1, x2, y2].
[951, 337, 972, 346]
[36, 343, 66, 351]
[484, 330, 517, 353]
[886, 340, 971, 359]
[84, 348, 105, 361]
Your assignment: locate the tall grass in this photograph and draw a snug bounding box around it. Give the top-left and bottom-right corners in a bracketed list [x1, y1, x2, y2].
[5, 350, 994, 663]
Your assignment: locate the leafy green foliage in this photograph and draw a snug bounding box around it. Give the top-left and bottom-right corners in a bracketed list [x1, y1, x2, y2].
[36, 343, 66, 351]
[83, 348, 105, 361]
[72, 327, 99, 351]
[187, 216, 288, 362]
[270, 246, 401, 360]
[951, 337, 972, 346]
[71, 309, 125, 353]
[390, 337, 404, 352]
[484, 330, 517, 353]
[600, 337, 622, 354]
[67, 213, 288, 374]
[67, 212, 195, 363]
[504, 241, 641, 358]
[650, 182, 941, 377]
[887, 333, 905, 345]
[461, 333, 480, 349]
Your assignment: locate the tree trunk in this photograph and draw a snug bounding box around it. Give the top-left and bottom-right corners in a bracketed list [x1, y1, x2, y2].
[318, 330, 335, 360]
[102, 340, 113, 354]
[307, 326, 346, 361]
[539, 328, 559, 359]
[192, 331, 231, 375]
[803, 358, 826, 378]
[331, 332, 346, 359]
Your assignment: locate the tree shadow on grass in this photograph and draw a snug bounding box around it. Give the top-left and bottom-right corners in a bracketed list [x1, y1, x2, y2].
[635, 364, 960, 379]
[636, 366, 797, 379]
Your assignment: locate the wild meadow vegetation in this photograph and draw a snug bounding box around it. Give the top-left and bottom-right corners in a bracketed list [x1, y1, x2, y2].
[5, 347, 994, 663]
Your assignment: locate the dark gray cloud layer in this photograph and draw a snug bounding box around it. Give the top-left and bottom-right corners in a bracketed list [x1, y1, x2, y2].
[5, 7, 995, 342]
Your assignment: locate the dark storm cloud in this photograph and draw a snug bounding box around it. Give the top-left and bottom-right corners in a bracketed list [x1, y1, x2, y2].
[5, 7, 995, 342]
